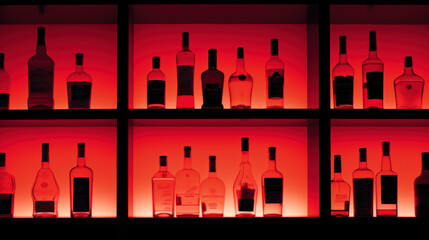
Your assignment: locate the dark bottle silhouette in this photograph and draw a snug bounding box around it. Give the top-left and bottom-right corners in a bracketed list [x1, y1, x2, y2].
[414, 152, 429, 217]
[0, 153, 15, 218]
[332, 36, 354, 109]
[0, 53, 11, 110]
[147, 56, 166, 109]
[67, 54, 92, 109]
[176, 32, 195, 109]
[352, 148, 374, 217]
[201, 49, 224, 109]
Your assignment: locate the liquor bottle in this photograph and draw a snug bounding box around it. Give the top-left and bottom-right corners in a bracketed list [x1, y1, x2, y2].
[394, 56, 425, 109]
[0, 153, 15, 218]
[362, 31, 384, 109]
[352, 148, 374, 217]
[331, 155, 351, 217]
[69, 143, 93, 218]
[261, 147, 283, 217]
[0, 53, 11, 110]
[31, 143, 60, 218]
[265, 39, 285, 109]
[229, 47, 253, 109]
[414, 152, 429, 217]
[201, 49, 224, 109]
[375, 142, 398, 217]
[332, 36, 354, 109]
[28, 27, 55, 110]
[152, 156, 175, 217]
[67, 53, 92, 109]
[200, 156, 225, 217]
[147, 56, 166, 109]
[176, 32, 195, 109]
[233, 137, 257, 217]
[175, 146, 200, 217]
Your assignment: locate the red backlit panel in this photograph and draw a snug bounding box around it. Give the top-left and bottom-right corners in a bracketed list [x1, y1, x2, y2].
[132, 24, 308, 109]
[0, 120, 117, 217]
[330, 25, 429, 109]
[0, 24, 117, 109]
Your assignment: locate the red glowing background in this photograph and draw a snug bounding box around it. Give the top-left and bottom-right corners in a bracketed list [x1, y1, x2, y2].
[0, 120, 117, 218]
[330, 25, 429, 109]
[0, 24, 117, 109]
[132, 24, 308, 109]
[331, 120, 429, 217]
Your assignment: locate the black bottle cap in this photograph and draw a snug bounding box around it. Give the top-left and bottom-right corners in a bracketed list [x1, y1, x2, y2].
[37, 27, 45, 45]
[76, 53, 84, 66]
[382, 141, 390, 156]
[269, 147, 276, 160]
[42, 143, 49, 162]
[369, 30, 377, 51]
[237, 47, 244, 59]
[271, 39, 279, 56]
[78, 143, 85, 158]
[0, 153, 5, 167]
[152, 56, 160, 69]
[209, 156, 216, 172]
[422, 153, 429, 170]
[334, 155, 342, 173]
[405, 56, 413, 68]
[339, 36, 346, 54]
[182, 32, 189, 47]
[184, 146, 191, 158]
[0, 53, 4, 69]
[359, 148, 367, 162]
[208, 49, 217, 68]
[241, 137, 249, 151]
[160, 156, 167, 166]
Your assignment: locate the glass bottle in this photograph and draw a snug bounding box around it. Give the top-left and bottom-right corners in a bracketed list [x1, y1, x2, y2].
[32, 143, 60, 218]
[362, 31, 384, 109]
[261, 147, 283, 217]
[152, 156, 175, 217]
[0, 53, 11, 110]
[147, 56, 166, 109]
[331, 155, 351, 217]
[375, 141, 398, 217]
[176, 32, 195, 109]
[0, 153, 15, 218]
[332, 36, 354, 109]
[69, 143, 93, 218]
[67, 53, 92, 109]
[394, 56, 425, 109]
[229, 47, 253, 109]
[352, 148, 374, 217]
[233, 137, 257, 217]
[265, 39, 285, 109]
[201, 49, 224, 109]
[200, 156, 225, 217]
[28, 27, 55, 110]
[175, 146, 200, 217]
[414, 152, 429, 217]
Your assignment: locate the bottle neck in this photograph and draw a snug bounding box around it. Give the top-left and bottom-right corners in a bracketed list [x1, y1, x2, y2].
[0, 166, 5, 172]
[333, 172, 343, 181]
[184, 156, 192, 169]
[236, 58, 246, 72]
[209, 171, 217, 178]
[404, 66, 414, 75]
[77, 157, 86, 167]
[359, 161, 368, 169]
[339, 53, 348, 64]
[368, 50, 377, 58]
[42, 161, 50, 169]
[268, 159, 277, 170]
[381, 155, 392, 171]
[159, 165, 168, 172]
[0, 59, 4, 69]
[241, 151, 249, 163]
[75, 64, 84, 72]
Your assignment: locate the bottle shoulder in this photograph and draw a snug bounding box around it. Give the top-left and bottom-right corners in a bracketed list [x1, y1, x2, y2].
[332, 62, 354, 75]
[152, 170, 175, 179]
[202, 68, 225, 78]
[70, 165, 93, 176]
[261, 169, 283, 179]
[28, 54, 54, 65]
[394, 72, 425, 84]
[352, 167, 374, 178]
[67, 71, 92, 82]
[265, 57, 285, 69]
[147, 69, 166, 80]
[362, 55, 384, 65]
[414, 172, 429, 184]
[175, 168, 200, 178]
[201, 176, 225, 187]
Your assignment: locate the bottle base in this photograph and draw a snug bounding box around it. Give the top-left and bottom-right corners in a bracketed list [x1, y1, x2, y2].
[148, 105, 165, 109]
[231, 105, 251, 109]
[202, 213, 224, 218]
[153, 213, 173, 218]
[71, 212, 91, 218]
[176, 214, 199, 218]
[376, 210, 397, 217]
[263, 213, 282, 217]
[331, 210, 350, 217]
[236, 213, 255, 217]
[33, 213, 57, 218]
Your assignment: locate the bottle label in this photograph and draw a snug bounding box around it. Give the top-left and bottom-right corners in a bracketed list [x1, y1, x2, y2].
[381, 175, 397, 204]
[29, 68, 54, 93]
[177, 65, 194, 96]
[353, 178, 373, 217]
[237, 188, 255, 211]
[268, 71, 284, 98]
[0, 93, 10, 109]
[264, 178, 283, 203]
[0, 194, 12, 214]
[147, 80, 165, 106]
[415, 183, 429, 217]
[366, 72, 383, 100]
[176, 194, 199, 206]
[334, 76, 353, 106]
[238, 199, 254, 211]
[153, 181, 174, 212]
[70, 83, 91, 101]
[203, 83, 222, 107]
[35, 200, 55, 212]
[73, 177, 90, 212]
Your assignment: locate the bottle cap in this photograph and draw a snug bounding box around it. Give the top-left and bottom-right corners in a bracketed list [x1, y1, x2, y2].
[405, 56, 413, 68]
[208, 49, 217, 68]
[369, 30, 377, 51]
[160, 156, 167, 166]
[269, 147, 276, 160]
[359, 148, 367, 162]
[271, 38, 279, 56]
[152, 56, 160, 69]
[184, 146, 191, 158]
[241, 137, 249, 151]
[42, 143, 49, 162]
[237, 47, 244, 59]
[339, 36, 346, 54]
[334, 155, 342, 173]
[37, 27, 46, 45]
[382, 141, 390, 156]
[0, 153, 5, 167]
[76, 53, 84, 66]
[422, 152, 429, 170]
[209, 156, 216, 172]
[0, 53, 4, 69]
[78, 143, 85, 158]
[182, 32, 189, 47]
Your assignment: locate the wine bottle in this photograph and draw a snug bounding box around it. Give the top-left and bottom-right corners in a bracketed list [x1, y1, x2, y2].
[394, 56, 425, 109]
[331, 155, 351, 217]
[229, 47, 253, 109]
[0, 153, 15, 218]
[414, 152, 429, 217]
[152, 156, 175, 217]
[261, 147, 283, 217]
[265, 39, 285, 109]
[176, 32, 195, 109]
[147, 56, 166, 109]
[352, 148, 374, 217]
[67, 53, 92, 109]
[332, 36, 354, 109]
[0, 53, 11, 110]
[201, 49, 224, 109]
[200, 156, 225, 217]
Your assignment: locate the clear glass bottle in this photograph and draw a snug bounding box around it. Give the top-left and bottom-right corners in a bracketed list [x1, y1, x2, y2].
[233, 137, 257, 217]
[200, 156, 225, 217]
[394, 56, 425, 109]
[332, 36, 354, 109]
[352, 148, 374, 217]
[0, 153, 15, 218]
[261, 147, 283, 217]
[331, 155, 351, 217]
[414, 152, 429, 217]
[69, 143, 93, 218]
[0, 53, 11, 110]
[32, 143, 60, 218]
[176, 32, 195, 109]
[152, 156, 175, 217]
[175, 146, 200, 217]
[375, 141, 398, 217]
[362, 31, 384, 109]
[229, 47, 253, 109]
[147, 56, 166, 109]
[67, 53, 92, 109]
[265, 39, 285, 109]
[201, 49, 224, 109]
[28, 27, 54, 110]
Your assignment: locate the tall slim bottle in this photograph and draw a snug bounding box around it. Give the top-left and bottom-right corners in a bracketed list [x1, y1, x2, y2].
[147, 56, 166, 109]
[332, 36, 354, 109]
[69, 143, 93, 218]
[152, 156, 175, 217]
[362, 31, 384, 109]
[67, 53, 92, 109]
[414, 152, 429, 217]
[201, 49, 224, 109]
[175, 146, 200, 217]
[233, 137, 257, 217]
[229, 47, 253, 109]
[32, 143, 60, 218]
[261, 147, 283, 217]
[200, 156, 225, 217]
[352, 148, 374, 217]
[0, 153, 15, 218]
[394, 56, 425, 109]
[28, 27, 54, 110]
[331, 155, 351, 217]
[265, 39, 285, 109]
[375, 141, 398, 217]
[176, 32, 195, 109]
[0, 53, 11, 110]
